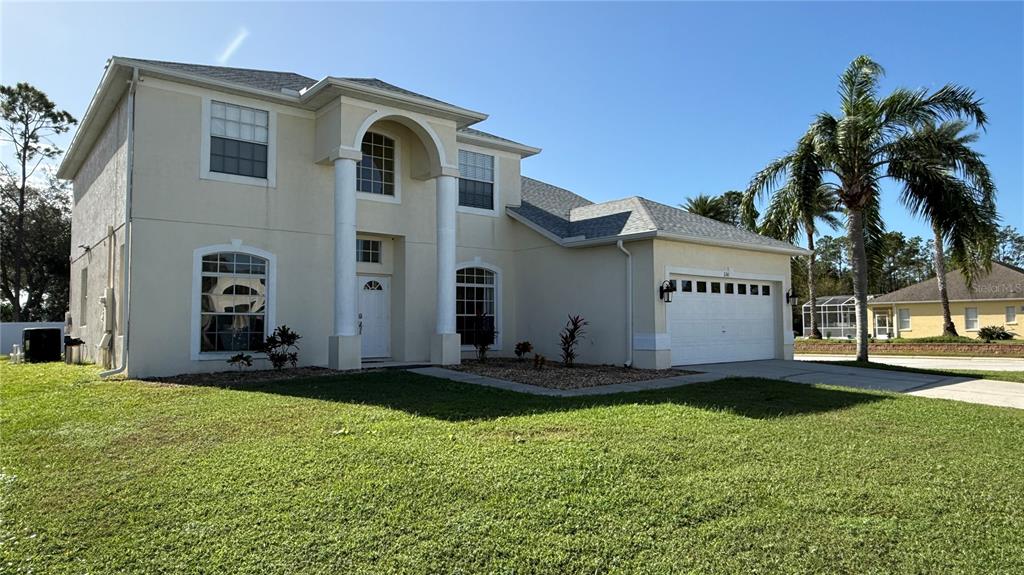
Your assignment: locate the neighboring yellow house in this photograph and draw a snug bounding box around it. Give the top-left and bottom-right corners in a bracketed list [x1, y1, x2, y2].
[867, 262, 1024, 339]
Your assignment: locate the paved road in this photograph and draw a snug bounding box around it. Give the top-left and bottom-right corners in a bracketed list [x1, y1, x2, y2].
[687, 359, 1024, 410]
[795, 354, 1024, 372]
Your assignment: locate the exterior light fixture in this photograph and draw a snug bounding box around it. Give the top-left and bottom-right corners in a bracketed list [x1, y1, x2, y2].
[659, 280, 677, 303]
[785, 288, 797, 305]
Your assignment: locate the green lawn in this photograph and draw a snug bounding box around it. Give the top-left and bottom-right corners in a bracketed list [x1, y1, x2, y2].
[2, 363, 1023, 574]
[812, 360, 1024, 383]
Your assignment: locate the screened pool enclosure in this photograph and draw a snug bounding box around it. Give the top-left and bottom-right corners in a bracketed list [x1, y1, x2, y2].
[801, 295, 857, 338]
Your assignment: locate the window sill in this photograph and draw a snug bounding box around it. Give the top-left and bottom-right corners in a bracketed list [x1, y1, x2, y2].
[357, 192, 400, 204]
[201, 170, 275, 189]
[195, 352, 268, 361]
[457, 205, 500, 218]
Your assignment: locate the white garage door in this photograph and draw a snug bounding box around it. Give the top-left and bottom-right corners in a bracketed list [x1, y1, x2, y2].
[668, 275, 778, 365]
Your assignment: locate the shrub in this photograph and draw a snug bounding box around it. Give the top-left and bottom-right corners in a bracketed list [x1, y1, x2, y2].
[558, 314, 588, 367]
[226, 353, 253, 371]
[977, 325, 1014, 342]
[514, 341, 533, 360]
[533, 353, 546, 370]
[467, 311, 496, 363]
[261, 325, 302, 370]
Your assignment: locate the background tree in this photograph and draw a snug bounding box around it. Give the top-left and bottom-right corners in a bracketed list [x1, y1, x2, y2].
[0, 83, 76, 321]
[681, 194, 732, 224]
[719, 190, 749, 227]
[995, 226, 1024, 267]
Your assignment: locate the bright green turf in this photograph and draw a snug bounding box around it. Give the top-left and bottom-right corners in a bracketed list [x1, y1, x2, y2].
[2, 362, 1022, 574]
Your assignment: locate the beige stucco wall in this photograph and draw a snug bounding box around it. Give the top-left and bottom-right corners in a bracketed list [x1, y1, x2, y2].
[69, 94, 129, 365]
[117, 77, 529, 376]
[512, 235, 651, 367]
[868, 300, 1023, 339]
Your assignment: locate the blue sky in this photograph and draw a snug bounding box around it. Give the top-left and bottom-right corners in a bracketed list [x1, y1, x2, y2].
[3, 1, 1021, 241]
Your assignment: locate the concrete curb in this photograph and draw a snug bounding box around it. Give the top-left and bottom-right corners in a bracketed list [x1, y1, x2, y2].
[407, 367, 726, 397]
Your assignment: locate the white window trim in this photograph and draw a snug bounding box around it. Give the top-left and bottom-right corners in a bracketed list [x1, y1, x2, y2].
[356, 127, 402, 205]
[897, 308, 911, 332]
[200, 97, 278, 188]
[191, 241, 277, 361]
[456, 259, 503, 351]
[1006, 306, 1018, 325]
[456, 144, 500, 217]
[964, 307, 979, 332]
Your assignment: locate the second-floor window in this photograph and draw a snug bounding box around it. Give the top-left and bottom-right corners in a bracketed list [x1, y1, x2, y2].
[210, 101, 269, 179]
[357, 132, 395, 196]
[458, 150, 494, 210]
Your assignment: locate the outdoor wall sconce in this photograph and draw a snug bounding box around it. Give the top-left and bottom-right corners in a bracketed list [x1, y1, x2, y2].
[785, 288, 797, 305]
[659, 280, 677, 303]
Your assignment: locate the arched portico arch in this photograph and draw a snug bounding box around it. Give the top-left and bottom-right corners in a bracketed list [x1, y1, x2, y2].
[353, 111, 451, 179]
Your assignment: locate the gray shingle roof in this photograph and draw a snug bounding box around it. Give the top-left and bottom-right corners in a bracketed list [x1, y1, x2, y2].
[119, 58, 316, 93]
[870, 262, 1024, 303]
[457, 127, 531, 148]
[118, 58, 456, 107]
[511, 176, 805, 253]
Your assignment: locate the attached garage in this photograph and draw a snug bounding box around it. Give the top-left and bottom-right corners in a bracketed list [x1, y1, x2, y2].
[667, 274, 781, 365]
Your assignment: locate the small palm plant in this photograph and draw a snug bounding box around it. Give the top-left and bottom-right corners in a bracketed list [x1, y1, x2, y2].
[559, 314, 588, 367]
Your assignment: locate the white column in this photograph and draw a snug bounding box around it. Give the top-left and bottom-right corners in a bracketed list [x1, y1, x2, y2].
[334, 158, 358, 336]
[435, 174, 457, 334]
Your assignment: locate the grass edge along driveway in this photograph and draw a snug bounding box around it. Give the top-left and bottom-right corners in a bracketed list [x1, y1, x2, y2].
[2, 362, 1023, 574]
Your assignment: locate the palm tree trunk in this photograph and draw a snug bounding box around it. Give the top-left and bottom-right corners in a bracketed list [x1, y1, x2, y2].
[849, 208, 870, 361]
[933, 222, 957, 336]
[806, 221, 821, 339]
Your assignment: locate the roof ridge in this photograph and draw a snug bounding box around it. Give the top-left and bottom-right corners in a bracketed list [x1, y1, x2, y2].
[117, 57, 315, 82]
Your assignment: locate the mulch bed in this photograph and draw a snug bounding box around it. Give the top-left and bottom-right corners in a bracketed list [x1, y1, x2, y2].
[451, 359, 697, 390]
[144, 366, 343, 387]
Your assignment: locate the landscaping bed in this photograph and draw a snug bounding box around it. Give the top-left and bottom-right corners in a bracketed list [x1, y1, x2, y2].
[145, 366, 342, 386]
[451, 359, 695, 389]
[796, 340, 1024, 357]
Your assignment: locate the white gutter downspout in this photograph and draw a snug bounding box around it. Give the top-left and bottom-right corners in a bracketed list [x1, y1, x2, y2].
[616, 240, 633, 367]
[100, 67, 137, 378]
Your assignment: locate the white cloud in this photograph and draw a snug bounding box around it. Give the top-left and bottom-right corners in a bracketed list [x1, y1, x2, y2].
[217, 27, 249, 65]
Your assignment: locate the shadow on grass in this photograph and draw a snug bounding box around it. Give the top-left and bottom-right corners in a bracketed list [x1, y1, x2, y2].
[171, 370, 890, 421]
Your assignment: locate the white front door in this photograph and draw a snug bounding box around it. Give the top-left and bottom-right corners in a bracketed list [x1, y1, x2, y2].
[667, 275, 779, 365]
[358, 276, 390, 358]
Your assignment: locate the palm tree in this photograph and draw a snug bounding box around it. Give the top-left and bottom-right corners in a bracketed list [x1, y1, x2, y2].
[888, 120, 998, 336]
[682, 194, 732, 224]
[743, 136, 842, 338]
[751, 56, 987, 360]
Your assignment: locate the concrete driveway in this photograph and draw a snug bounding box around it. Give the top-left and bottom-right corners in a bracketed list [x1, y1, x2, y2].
[685, 359, 1024, 410]
[795, 354, 1024, 372]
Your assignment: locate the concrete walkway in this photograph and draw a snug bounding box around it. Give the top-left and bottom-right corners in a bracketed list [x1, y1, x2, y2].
[407, 367, 724, 397]
[795, 354, 1024, 372]
[411, 360, 1024, 410]
[688, 359, 1024, 410]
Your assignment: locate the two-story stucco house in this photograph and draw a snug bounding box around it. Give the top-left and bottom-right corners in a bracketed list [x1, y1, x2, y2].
[58, 57, 807, 378]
